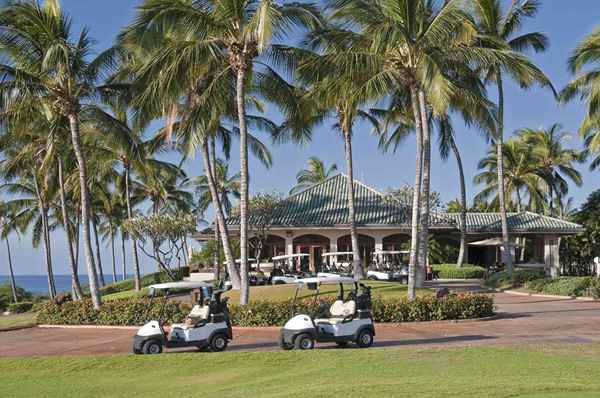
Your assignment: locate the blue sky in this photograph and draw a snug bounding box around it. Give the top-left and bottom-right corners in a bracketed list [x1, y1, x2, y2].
[3, 0, 600, 276]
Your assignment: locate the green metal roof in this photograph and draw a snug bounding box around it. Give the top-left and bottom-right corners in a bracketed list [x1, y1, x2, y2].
[228, 173, 454, 227]
[227, 174, 583, 234]
[449, 212, 584, 234]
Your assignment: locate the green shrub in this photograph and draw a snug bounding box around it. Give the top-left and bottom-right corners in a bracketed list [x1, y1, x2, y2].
[37, 293, 494, 327]
[37, 298, 190, 326]
[432, 264, 485, 279]
[485, 269, 545, 289]
[524, 277, 595, 297]
[0, 284, 33, 310]
[7, 302, 33, 314]
[99, 267, 190, 295]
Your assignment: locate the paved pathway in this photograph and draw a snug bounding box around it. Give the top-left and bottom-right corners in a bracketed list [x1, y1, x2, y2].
[2, 281, 600, 357]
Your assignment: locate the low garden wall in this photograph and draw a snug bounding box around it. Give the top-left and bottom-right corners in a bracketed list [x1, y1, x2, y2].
[36, 294, 494, 327]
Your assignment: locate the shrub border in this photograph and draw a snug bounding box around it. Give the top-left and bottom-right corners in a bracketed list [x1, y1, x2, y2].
[487, 286, 600, 302]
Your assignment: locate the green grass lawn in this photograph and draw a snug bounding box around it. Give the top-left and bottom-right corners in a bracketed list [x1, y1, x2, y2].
[2, 344, 600, 397]
[0, 312, 36, 330]
[102, 281, 431, 303]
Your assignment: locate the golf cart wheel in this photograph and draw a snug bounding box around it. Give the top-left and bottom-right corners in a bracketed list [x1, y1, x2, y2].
[335, 341, 348, 347]
[356, 329, 374, 348]
[274, 280, 285, 285]
[294, 333, 315, 350]
[279, 334, 293, 350]
[368, 275, 378, 280]
[209, 333, 229, 352]
[142, 340, 163, 355]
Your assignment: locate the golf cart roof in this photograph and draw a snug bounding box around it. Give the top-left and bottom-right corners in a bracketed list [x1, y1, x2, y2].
[149, 281, 213, 290]
[296, 276, 358, 285]
[373, 250, 410, 255]
[322, 252, 354, 257]
[272, 254, 309, 260]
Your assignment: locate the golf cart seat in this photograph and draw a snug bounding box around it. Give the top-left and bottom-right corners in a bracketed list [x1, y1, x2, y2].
[171, 305, 210, 331]
[315, 300, 356, 325]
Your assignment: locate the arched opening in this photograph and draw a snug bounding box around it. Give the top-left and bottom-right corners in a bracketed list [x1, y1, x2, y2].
[249, 234, 286, 262]
[293, 234, 330, 272]
[337, 234, 376, 266]
[382, 233, 410, 251]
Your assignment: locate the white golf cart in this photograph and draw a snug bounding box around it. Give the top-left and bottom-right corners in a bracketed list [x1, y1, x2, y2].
[279, 276, 375, 350]
[133, 281, 232, 355]
[369, 250, 409, 282]
[317, 252, 354, 278]
[270, 254, 310, 284]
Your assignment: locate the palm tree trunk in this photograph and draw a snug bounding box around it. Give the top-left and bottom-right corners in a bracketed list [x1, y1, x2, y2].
[211, 138, 221, 281]
[68, 113, 101, 309]
[450, 137, 468, 267]
[92, 217, 105, 287]
[125, 167, 142, 291]
[341, 117, 363, 278]
[5, 237, 17, 303]
[417, 90, 431, 287]
[235, 60, 250, 305]
[109, 223, 117, 283]
[201, 139, 240, 288]
[57, 159, 84, 299]
[121, 229, 127, 280]
[408, 86, 424, 300]
[495, 74, 514, 275]
[33, 174, 56, 299]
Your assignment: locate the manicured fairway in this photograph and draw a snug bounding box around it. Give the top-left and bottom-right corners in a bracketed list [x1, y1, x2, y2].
[2, 344, 600, 397]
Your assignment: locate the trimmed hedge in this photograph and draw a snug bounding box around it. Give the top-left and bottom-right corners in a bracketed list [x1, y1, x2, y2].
[432, 264, 485, 279]
[99, 267, 190, 296]
[7, 302, 33, 314]
[37, 293, 494, 327]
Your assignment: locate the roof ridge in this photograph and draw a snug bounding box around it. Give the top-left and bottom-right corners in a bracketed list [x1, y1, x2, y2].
[284, 173, 343, 200]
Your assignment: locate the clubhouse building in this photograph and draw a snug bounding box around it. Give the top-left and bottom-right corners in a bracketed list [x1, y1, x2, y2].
[215, 174, 583, 276]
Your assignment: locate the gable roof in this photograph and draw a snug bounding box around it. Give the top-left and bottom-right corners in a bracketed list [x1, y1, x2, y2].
[227, 173, 454, 227]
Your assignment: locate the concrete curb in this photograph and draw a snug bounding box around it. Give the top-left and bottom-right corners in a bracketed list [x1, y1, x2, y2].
[487, 286, 600, 302]
[0, 324, 37, 333]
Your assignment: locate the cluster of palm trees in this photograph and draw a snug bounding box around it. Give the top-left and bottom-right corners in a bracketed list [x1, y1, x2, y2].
[1, 0, 600, 306]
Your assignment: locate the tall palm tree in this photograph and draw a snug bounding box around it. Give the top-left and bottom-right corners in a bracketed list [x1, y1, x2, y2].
[0, 203, 17, 303]
[474, 138, 546, 213]
[290, 157, 337, 194]
[517, 124, 583, 216]
[0, 0, 120, 308]
[472, 0, 553, 276]
[561, 25, 600, 174]
[326, 0, 541, 296]
[195, 159, 241, 279]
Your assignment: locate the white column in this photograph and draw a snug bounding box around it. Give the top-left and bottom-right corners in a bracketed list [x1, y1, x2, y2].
[544, 235, 560, 278]
[375, 236, 383, 252]
[285, 237, 294, 256]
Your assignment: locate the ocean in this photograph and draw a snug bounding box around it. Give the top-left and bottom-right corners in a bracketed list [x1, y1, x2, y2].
[0, 274, 133, 295]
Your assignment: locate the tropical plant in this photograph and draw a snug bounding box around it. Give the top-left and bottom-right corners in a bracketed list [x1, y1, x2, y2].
[517, 124, 583, 216]
[290, 157, 338, 194]
[471, 0, 554, 276]
[0, 0, 125, 308]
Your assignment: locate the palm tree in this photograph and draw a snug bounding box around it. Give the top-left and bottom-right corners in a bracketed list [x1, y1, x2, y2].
[0, 0, 121, 308]
[326, 0, 537, 296]
[472, 0, 553, 276]
[517, 124, 583, 216]
[120, 0, 309, 303]
[0, 202, 17, 303]
[195, 159, 241, 279]
[474, 138, 546, 213]
[290, 157, 337, 194]
[561, 25, 600, 175]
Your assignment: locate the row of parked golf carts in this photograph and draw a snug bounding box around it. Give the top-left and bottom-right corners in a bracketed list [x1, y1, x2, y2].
[267, 250, 410, 285]
[133, 275, 375, 354]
